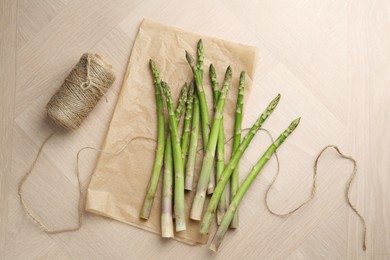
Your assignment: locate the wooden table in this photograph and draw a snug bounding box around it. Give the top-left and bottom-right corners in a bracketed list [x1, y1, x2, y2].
[1, 0, 389, 259]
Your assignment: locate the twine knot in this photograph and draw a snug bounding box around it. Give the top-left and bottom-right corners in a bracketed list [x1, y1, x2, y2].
[46, 53, 115, 130]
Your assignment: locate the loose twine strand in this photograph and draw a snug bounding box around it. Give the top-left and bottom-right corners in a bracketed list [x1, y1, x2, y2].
[232, 128, 367, 251]
[19, 50, 367, 250]
[19, 126, 366, 250]
[19, 52, 118, 233]
[18, 133, 157, 234]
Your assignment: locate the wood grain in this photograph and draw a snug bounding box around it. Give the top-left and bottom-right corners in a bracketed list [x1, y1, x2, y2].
[1, 0, 389, 259]
[0, 0, 17, 256]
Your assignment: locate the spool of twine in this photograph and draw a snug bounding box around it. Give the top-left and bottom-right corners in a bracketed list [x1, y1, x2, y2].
[46, 53, 116, 130]
[22, 54, 367, 250]
[19, 53, 116, 234]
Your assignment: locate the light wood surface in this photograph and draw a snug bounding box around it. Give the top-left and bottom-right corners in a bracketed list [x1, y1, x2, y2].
[1, 0, 389, 259]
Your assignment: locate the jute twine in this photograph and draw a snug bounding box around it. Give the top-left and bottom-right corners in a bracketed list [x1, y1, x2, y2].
[19, 127, 367, 249]
[19, 56, 367, 250]
[18, 53, 116, 233]
[259, 129, 367, 251]
[224, 128, 367, 250]
[18, 135, 156, 233]
[46, 53, 116, 130]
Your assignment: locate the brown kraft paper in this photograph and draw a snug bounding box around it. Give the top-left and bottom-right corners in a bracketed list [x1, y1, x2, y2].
[86, 19, 258, 245]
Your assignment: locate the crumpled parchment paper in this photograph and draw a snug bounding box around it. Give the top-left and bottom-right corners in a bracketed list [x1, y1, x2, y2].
[86, 19, 258, 245]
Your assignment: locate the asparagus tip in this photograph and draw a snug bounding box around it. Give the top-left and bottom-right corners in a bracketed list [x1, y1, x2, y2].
[149, 59, 157, 73]
[268, 94, 281, 110]
[197, 38, 203, 48]
[185, 51, 195, 67]
[181, 83, 189, 94]
[197, 39, 204, 67]
[290, 117, 301, 130]
[161, 81, 168, 95]
[188, 82, 194, 95]
[185, 50, 190, 59]
[225, 66, 233, 79]
[209, 64, 215, 73]
[240, 71, 246, 81]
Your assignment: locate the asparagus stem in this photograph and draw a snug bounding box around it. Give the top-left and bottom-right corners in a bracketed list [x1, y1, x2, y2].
[140, 60, 165, 220]
[216, 121, 226, 225]
[190, 66, 233, 221]
[161, 136, 174, 237]
[207, 165, 216, 194]
[230, 71, 246, 229]
[161, 81, 186, 232]
[185, 42, 209, 147]
[185, 40, 216, 194]
[185, 90, 200, 190]
[210, 64, 226, 225]
[181, 83, 194, 168]
[161, 84, 188, 237]
[210, 118, 301, 252]
[199, 94, 281, 234]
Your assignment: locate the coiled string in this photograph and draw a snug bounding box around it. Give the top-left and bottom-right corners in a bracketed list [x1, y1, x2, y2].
[46, 53, 115, 130]
[18, 52, 120, 233]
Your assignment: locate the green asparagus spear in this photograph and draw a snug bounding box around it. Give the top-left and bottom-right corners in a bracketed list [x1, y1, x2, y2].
[190, 66, 233, 221]
[140, 60, 165, 220]
[186, 40, 216, 194]
[161, 136, 174, 237]
[181, 83, 194, 168]
[161, 81, 186, 232]
[230, 71, 246, 228]
[185, 41, 209, 146]
[209, 64, 226, 224]
[199, 94, 281, 234]
[161, 84, 188, 237]
[210, 118, 301, 252]
[216, 121, 226, 225]
[185, 90, 200, 190]
[216, 120, 226, 225]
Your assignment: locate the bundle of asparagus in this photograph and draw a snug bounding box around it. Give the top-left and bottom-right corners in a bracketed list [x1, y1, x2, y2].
[140, 39, 301, 251]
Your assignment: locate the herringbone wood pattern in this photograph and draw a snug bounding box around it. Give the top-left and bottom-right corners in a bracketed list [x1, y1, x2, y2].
[1, 0, 389, 259]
